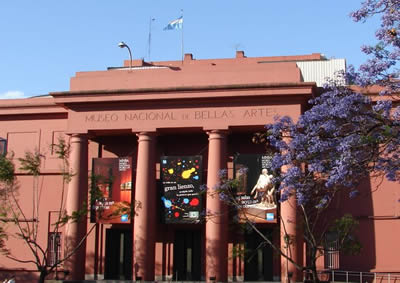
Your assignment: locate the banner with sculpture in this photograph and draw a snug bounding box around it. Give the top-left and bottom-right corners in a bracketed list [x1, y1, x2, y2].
[234, 154, 278, 223]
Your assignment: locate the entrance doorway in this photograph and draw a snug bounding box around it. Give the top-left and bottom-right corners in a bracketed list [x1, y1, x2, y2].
[104, 229, 132, 280]
[244, 228, 274, 281]
[173, 230, 202, 281]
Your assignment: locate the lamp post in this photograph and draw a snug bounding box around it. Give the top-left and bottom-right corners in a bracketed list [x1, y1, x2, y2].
[118, 41, 133, 71]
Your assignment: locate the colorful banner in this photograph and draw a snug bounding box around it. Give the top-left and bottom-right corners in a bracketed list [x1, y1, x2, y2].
[91, 157, 133, 224]
[160, 156, 202, 223]
[234, 154, 278, 223]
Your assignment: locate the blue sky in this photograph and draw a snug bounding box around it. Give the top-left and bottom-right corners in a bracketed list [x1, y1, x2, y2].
[0, 1, 379, 99]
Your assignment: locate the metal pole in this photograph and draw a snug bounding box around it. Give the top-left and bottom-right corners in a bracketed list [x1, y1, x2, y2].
[346, 271, 349, 283]
[126, 45, 133, 71]
[181, 9, 184, 63]
[118, 42, 133, 71]
[148, 17, 155, 62]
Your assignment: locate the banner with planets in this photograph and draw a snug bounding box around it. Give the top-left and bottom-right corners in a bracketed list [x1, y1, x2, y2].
[233, 154, 278, 224]
[160, 156, 202, 223]
[90, 157, 133, 224]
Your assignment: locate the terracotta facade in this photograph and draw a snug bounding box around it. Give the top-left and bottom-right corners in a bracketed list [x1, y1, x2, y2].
[0, 52, 399, 282]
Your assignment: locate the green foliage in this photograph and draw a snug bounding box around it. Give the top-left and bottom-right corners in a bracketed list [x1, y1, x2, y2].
[52, 137, 69, 160]
[0, 225, 8, 252]
[57, 201, 88, 226]
[52, 137, 73, 183]
[0, 155, 14, 255]
[18, 150, 42, 176]
[0, 154, 15, 184]
[89, 174, 105, 202]
[328, 214, 362, 256]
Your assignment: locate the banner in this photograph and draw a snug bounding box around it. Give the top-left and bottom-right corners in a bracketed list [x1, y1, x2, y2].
[160, 156, 202, 223]
[234, 154, 278, 223]
[91, 157, 133, 224]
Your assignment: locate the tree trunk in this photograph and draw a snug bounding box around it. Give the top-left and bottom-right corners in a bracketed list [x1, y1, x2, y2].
[311, 266, 320, 283]
[303, 246, 321, 283]
[38, 270, 47, 283]
[310, 248, 320, 283]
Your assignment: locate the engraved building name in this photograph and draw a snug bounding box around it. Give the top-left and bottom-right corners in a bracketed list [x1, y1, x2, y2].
[84, 108, 278, 123]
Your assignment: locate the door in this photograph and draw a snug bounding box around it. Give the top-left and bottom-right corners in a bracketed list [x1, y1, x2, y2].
[244, 228, 273, 281]
[173, 230, 202, 281]
[104, 229, 132, 280]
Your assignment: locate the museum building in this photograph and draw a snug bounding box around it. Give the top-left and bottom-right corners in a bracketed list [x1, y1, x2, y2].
[0, 51, 399, 282]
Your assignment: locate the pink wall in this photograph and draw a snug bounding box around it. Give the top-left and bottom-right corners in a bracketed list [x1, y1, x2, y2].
[1, 53, 399, 282]
[338, 177, 400, 272]
[0, 108, 70, 281]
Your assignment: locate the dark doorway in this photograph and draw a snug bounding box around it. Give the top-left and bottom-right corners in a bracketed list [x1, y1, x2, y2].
[104, 229, 132, 280]
[173, 230, 202, 281]
[244, 228, 274, 281]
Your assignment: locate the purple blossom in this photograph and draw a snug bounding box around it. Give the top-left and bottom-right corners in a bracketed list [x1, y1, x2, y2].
[219, 182, 230, 191]
[373, 100, 393, 118]
[237, 167, 249, 175]
[200, 184, 208, 192]
[262, 68, 399, 210]
[349, 0, 400, 93]
[219, 192, 229, 202]
[218, 169, 228, 179]
[349, 190, 360, 199]
[315, 195, 330, 209]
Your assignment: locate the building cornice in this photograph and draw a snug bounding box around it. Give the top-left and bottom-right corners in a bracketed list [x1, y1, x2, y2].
[0, 97, 67, 116]
[51, 82, 316, 106]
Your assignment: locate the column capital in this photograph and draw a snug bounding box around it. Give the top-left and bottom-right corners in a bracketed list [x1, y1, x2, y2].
[136, 131, 157, 142]
[206, 130, 229, 139]
[70, 133, 88, 140]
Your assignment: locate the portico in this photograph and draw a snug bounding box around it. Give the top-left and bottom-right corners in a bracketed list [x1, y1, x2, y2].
[52, 51, 315, 281]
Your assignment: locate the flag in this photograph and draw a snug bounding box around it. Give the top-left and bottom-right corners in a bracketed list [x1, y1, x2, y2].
[164, 16, 183, 30]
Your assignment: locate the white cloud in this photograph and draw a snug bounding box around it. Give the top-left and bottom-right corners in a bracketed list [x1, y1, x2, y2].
[0, 90, 26, 99]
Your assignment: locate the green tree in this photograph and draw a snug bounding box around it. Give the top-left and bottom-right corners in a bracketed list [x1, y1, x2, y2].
[0, 138, 95, 283]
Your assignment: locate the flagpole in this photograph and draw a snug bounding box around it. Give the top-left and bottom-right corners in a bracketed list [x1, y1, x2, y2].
[148, 17, 155, 62]
[181, 9, 184, 63]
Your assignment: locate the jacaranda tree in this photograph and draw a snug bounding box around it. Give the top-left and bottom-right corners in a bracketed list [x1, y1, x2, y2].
[349, 0, 400, 93]
[261, 79, 398, 281]
[215, 1, 400, 282]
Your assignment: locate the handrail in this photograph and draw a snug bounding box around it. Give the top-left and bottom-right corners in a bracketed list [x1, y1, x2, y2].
[329, 270, 400, 283]
[304, 270, 400, 283]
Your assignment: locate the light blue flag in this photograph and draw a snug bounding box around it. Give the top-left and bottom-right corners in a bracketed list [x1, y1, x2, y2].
[164, 16, 183, 30]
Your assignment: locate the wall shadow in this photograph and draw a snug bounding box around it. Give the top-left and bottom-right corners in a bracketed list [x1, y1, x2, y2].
[333, 177, 376, 271]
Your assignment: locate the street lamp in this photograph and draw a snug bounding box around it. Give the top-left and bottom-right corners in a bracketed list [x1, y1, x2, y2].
[118, 41, 133, 70]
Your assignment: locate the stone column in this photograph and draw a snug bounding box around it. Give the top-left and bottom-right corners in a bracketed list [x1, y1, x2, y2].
[280, 193, 302, 283]
[205, 130, 228, 282]
[64, 134, 88, 280]
[133, 132, 157, 281]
